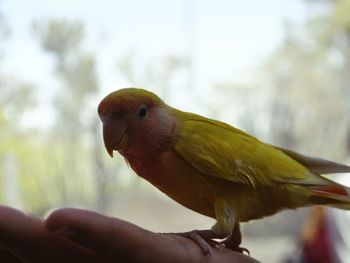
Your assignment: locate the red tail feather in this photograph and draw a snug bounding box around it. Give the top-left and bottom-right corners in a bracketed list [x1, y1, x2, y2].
[312, 185, 348, 196]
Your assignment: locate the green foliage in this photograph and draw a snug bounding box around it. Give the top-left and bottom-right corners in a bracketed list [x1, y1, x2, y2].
[0, 79, 36, 121]
[32, 19, 83, 60]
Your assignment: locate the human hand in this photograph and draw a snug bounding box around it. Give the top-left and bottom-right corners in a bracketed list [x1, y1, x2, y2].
[0, 206, 259, 262]
[0, 206, 99, 263]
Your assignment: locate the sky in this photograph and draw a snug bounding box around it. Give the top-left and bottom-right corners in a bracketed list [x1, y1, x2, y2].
[1, 0, 308, 128]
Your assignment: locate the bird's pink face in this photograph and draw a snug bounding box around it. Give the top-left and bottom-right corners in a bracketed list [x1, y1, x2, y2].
[98, 89, 174, 158]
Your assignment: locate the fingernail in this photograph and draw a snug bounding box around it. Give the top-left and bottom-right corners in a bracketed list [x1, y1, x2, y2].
[49, 226, 77, 240]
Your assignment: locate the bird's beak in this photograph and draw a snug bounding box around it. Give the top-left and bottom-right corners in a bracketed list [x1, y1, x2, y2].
[102, 120, 127, 157]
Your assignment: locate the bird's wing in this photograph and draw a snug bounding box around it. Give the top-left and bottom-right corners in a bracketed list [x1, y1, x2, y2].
[273, 146, 350, 174]
[174, 116, 310, 187]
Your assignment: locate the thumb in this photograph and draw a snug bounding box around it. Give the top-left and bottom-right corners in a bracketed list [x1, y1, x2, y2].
[45, 208, 160, 262]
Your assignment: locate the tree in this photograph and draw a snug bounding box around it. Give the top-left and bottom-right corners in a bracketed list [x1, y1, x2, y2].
[0, 4, 35, 209]
[33, 19, 114, 212]
[305, 0, 350, 154]
[33, 19, 97, 134]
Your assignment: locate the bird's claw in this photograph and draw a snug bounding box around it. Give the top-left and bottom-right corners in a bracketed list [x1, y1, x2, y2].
[220, 239, 250, 255]
[233, 246, 250, 255]
[161, 230, 219, 256]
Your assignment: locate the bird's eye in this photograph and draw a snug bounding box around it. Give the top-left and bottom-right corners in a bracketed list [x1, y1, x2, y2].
[138, 106, 147, 119]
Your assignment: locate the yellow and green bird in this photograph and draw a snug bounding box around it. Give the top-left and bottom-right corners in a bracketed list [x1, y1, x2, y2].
[98, 88, 350, 253]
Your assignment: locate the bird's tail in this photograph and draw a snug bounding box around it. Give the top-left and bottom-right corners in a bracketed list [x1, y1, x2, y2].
[276, 146, 350, 209]
[310, 184, 350, 210]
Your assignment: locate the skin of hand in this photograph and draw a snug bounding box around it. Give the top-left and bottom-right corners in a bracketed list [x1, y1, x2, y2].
[0, 206, 259, 263]
[97, 88, 350, 249]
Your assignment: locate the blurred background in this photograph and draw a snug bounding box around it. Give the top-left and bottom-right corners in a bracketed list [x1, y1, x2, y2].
[1, 0, 350, 262]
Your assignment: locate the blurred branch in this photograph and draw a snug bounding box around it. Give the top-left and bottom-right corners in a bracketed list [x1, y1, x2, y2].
[32, 19, 83, 68]
[117, 53, 188, 101]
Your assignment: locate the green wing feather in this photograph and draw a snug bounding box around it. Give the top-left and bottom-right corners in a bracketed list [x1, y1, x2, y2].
[174, 114, 309, 187]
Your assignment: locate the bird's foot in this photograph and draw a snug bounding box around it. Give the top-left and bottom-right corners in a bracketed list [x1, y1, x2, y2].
[161, 228, 250, 255]
[162, 230, 219, 255]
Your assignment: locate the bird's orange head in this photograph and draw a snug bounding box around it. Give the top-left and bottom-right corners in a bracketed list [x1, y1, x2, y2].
[98, 88, 175, 157]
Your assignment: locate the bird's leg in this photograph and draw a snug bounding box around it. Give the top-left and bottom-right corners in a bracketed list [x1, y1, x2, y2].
[221, 223, 249, 254]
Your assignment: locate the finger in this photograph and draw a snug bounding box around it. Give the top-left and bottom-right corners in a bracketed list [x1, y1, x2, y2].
[46, 208, 260, 263]
[0, 206, 30, 248]
[0, 206, 44, 250]
[0, 206, 100, 263]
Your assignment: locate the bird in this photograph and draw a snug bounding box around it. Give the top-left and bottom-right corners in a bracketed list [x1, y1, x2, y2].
[98, 87, 350, 254]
